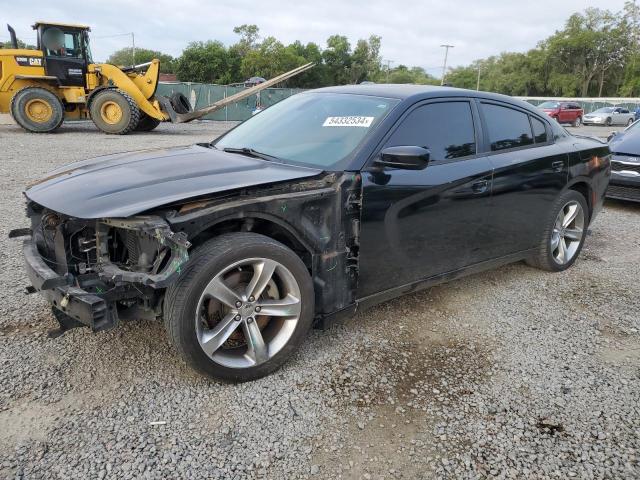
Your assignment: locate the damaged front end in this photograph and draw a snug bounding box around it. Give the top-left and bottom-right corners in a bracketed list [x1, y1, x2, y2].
[12, 202, 190, 333]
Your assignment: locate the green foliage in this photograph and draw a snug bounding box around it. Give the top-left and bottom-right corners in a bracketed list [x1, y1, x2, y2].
[1, 39, 36, 49]
[102, 3, 640, 95]
[176, 41, 239, 83]
[106, 47, 176, 73]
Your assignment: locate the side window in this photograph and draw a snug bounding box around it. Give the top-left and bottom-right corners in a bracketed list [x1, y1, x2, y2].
[386, 102, 476, 161]
[531, 117, 548, 143]
[482, 103, 533, 151]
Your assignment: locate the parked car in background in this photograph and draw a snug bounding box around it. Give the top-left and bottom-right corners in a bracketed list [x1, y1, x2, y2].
[538, 101, 584, 126]
[607, 122, 640, 202]
[11, 85, 610, 382]
[583, 107, 635, 127]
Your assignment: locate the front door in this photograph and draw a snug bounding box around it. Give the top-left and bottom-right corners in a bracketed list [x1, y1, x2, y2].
[357, 99, 493, 298]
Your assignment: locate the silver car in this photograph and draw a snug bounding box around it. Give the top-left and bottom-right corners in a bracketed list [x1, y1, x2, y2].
[583, 107, 635, 126]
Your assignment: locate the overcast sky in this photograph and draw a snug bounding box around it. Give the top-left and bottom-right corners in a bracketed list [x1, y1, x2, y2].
[2, 0, 628, 75]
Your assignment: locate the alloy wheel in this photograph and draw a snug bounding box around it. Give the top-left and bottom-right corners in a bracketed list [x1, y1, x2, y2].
[550, 201, 585, 265]
[195, 258, 302, 368]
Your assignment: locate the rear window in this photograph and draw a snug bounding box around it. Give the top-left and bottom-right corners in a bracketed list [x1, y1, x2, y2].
[531, 117, 548, 143]
[482, 103, 533, 151]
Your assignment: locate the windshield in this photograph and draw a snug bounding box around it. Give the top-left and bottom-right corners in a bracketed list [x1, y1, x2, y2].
[593, 107, 614, 114]
[538, 101, 559, 109]
[214, 92, 400, 169]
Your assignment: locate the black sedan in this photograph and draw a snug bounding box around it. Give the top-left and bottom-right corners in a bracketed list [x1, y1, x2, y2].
[608, 120, 640, 202]
[12, 85, 610, 381]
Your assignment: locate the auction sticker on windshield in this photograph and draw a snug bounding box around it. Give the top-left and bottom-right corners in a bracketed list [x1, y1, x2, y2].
[323, 116, 374, 127]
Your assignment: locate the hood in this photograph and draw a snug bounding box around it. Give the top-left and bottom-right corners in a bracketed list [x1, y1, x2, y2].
[610, 130, 640, 155]
[25, 145, 323, 219]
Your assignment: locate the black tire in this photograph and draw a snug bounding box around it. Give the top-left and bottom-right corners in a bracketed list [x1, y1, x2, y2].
[627, 118, 634, 127]
[89, 89, 140, 134]
[169, 92, 192, 114]
[605, 117, 612, 127]
[164, 233, 314, 382]
[135, 113, 161, 132]
[10, 87, 64, 133]
[572, 116, 582, 127]
[526, 190, 589, 272]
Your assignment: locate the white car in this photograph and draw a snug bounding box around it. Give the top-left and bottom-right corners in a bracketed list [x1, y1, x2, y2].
[583, 107, 635, 127]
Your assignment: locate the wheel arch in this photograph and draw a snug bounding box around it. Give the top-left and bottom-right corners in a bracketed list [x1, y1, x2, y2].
[566, 179, 593, 220]
[186, 213, 315, 273]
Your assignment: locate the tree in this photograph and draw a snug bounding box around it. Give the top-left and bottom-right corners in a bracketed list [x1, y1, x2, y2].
[176, 41, 236, 84]
[107, 47, 176, 73]
[322, 35, 352, 85]
[233, 24, 260, 57]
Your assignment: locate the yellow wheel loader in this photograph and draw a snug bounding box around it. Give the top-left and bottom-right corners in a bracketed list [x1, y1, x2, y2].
[0, 22, 313, 134]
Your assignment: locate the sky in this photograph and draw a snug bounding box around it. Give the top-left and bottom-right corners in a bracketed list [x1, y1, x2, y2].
[1, 0, 629, 75]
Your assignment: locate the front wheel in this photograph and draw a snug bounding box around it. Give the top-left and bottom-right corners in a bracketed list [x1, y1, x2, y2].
[164, 233, 314, 382]
[526, 190, 588, 272]
[90, 89, 140, 134]
[605, 117, 612, 127]
[628, 118, 634, 127]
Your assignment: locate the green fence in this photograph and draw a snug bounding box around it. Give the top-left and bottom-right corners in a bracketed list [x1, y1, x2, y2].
[156, 83, 305, 121]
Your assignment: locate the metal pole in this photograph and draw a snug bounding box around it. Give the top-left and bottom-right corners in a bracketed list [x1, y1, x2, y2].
[476, 63, 481, 91]
[384, 59, 394, 82]
[131, 32, 135, 65]
[440, 44, 454, 85]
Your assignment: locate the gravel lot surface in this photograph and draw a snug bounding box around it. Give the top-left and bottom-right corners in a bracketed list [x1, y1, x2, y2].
[0, 121, 638, 479]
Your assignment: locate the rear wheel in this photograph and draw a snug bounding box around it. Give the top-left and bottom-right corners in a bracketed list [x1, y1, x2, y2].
[164, 233, 314, 382]
[135, 113, 161, 132]
[572, 116, 582, 127]
[10, 87, 64, 133]
[90, 89, 140, 134]
[526, 190, 588, 272]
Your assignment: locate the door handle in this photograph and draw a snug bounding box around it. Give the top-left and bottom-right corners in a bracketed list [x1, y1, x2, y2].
[552, 160, 564, 172]
[471, 179, 489, 194]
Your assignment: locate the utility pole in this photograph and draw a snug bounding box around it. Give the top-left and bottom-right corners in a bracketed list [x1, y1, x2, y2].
[476, 63, 481, 91]
[440, 44, 454, 85]
[384, 59, 394, 82]
[131, 32, 136, 65]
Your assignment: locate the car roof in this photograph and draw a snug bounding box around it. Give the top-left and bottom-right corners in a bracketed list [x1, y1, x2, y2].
[310, 84, 541, 114]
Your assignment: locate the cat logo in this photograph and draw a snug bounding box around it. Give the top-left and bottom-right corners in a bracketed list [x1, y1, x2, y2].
[15, 56, 43, 67]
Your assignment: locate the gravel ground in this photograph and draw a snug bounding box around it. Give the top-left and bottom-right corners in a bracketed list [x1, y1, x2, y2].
[0, 121, 638, 479]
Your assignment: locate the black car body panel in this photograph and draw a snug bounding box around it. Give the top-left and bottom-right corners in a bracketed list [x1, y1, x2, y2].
[608, 129, 640, 202]
[24, 144, 323, 218]
[13, 85, 611, 332]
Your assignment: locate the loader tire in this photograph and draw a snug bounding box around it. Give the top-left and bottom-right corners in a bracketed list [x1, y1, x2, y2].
[135, 113, 161, 132]
[10, 87, 64, 133]
[169, 92, 192, 114]
[90, 89, 140, 134]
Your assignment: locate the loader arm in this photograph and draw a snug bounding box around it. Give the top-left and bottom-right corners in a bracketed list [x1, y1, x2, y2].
[169, 62, 315, 123]
[92, 62, 167, 121]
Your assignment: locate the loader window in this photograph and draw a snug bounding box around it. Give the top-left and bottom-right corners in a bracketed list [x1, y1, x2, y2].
[42, 27, 83, 58]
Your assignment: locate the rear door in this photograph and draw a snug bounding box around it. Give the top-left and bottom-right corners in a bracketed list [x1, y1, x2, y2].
[478, 101, 568, 258]
[357, 99, 494, 298]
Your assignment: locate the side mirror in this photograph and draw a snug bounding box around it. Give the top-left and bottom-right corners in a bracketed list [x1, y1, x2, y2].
[607, 131, 617, 142]
[374, 146, 431, 170]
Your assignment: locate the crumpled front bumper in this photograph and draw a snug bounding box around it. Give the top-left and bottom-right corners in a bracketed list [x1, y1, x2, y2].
[22, 235, 113, 331]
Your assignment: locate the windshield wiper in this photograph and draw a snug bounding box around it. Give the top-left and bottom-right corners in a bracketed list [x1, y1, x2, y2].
[222, 147, 281, 162]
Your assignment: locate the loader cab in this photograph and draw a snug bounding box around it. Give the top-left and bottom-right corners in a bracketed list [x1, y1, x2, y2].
[33, 22, 92, 87]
